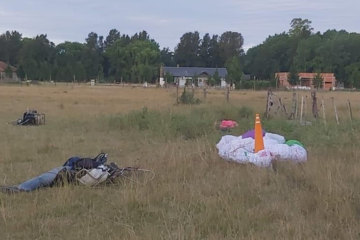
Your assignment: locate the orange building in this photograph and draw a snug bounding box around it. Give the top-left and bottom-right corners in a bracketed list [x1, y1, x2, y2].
[275, 72, 336, 90]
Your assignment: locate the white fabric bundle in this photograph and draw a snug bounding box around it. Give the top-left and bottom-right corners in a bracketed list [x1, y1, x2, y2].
[216, 132, 307, 168]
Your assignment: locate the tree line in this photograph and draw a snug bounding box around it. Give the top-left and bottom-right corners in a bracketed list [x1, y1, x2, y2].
[0, 18, 359, 87]
[244, 18, 360, 88]
[0, 29, 244, 84]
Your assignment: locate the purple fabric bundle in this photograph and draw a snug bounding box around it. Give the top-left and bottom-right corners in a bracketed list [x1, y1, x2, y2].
[242, 129, 265, 139]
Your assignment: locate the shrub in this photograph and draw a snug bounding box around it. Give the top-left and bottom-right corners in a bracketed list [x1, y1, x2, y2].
[177, 88, 201, 105]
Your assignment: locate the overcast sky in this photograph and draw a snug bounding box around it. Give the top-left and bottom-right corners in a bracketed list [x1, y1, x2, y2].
[0, 0, 359, 51]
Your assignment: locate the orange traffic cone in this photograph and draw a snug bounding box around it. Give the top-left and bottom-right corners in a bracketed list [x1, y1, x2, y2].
[254, 113, 265, 153]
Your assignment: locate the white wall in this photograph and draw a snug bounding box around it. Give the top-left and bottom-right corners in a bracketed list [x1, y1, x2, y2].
[174, 77, 192, 87]
[221, 79, 227, 88]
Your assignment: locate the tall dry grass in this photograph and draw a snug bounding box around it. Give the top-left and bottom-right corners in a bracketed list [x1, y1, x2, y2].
[0, 84, 360, 239]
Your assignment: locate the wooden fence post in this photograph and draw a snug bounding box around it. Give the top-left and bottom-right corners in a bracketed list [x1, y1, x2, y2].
[226, 87, 230, 103]
[203, 88, 207, 102]
[311, 91, 318, 118]
[265, 90, 271, 119]
[331, 97, 340, 125]
[289, 91, 297, 120]
[321, 98, 326, 125]
[300, 96, 304, 124]
[304, 95, 308, 123]
[348, 100, 353, 128]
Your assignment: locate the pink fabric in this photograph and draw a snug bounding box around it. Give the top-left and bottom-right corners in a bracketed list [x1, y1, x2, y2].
[220, 120, 238, 129]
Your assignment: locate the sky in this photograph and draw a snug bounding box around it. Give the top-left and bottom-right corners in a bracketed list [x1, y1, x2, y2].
[0, 0, 359, 52]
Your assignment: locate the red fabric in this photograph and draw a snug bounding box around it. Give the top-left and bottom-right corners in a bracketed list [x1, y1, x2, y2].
[220, 120, 238, 129]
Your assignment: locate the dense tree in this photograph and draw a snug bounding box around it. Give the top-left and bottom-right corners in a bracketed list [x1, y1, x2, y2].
[0, 19, 359, 87]
[313, 72, 324, 89]
[160, 48, 175, 67]
[174, 31, 201, 67]
[199, 33, 211, 67]
[16, 65, 25, 79]
[17, 34, 55, 80]
[104, 29, 121, 50]
[288, 68, 300, 86]
[208, 35, 221, 68]
[5, 64, 13, 78]
[106, 34, 160, 83]
[213, 69, 221, 85]
[226, 57, 243, 86]
[53, 42, 86, 81]
[289, 18, 314, 38]
[345, 63, 360, 88]
[0, 31, 22, 66]
[219, 31, 244, 66]
[244, 18, 360, 87]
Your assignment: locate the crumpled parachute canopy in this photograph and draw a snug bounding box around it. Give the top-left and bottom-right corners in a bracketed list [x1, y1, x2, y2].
[216, 130, 307, 168]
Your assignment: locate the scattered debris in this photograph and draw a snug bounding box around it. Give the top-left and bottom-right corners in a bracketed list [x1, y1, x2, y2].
[8, 108, 46, 126]
[1, 153, 155, 194]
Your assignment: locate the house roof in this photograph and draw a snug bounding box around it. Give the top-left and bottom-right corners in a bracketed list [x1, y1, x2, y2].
[163, 67, 228, 78]
[0, 61, 16, 72]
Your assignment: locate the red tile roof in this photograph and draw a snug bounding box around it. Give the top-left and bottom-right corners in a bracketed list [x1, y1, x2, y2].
[0, 61, 16, 72]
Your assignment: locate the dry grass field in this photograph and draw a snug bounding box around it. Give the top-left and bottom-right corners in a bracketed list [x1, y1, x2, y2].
[1, 84, 360, 240]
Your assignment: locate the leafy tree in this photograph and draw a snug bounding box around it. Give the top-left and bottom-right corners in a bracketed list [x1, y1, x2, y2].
[225, 57, 242, 86]
[104, 29, 120, 50]
[219, 31, 244, 66]
[106, 36, 160, 83]
[1, 20, 360, 87]
[192, 72, 198, 87]
[208, 35, 220, 68]
[294, 34, 322, 72]
[0, 31, 22, 66]
[244, 33, 291, 79]
[313, 72, 324, 89]
[164, 71, 174, 84]
[18, 34, 55, 80]
[213, 69, 221, 85]
[199, 33, 211, 66]
[288, 68, 300, 86]
[207, 75, 214, 86]
[86, 32, 99, 51]
[5, 63, 13, 78]
[289, 18, 314, 38]
[160, 48, 175, 67]
[54, 42, 86, 81]
[16, 65, 26, 79]
[174, 31, 201, 67]
[346, 63, 360, 88]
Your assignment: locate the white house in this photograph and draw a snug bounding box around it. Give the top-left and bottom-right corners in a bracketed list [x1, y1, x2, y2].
[162, 66, 228, 88]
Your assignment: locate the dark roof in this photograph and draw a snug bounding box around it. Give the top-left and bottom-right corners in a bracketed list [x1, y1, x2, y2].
[243, 74, 251, 80]
[163, 67, 227, 78]
[0, 61, 16, 72]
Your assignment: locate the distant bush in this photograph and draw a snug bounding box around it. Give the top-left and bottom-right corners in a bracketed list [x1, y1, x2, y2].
[177, 88, 201, 105]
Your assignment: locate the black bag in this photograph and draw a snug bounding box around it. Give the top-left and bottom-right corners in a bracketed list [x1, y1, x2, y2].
[73, 158, 99, 170]
[63, 153, 108, 171]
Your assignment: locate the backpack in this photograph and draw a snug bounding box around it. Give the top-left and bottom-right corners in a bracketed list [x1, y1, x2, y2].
[63, 153, 108, 170]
